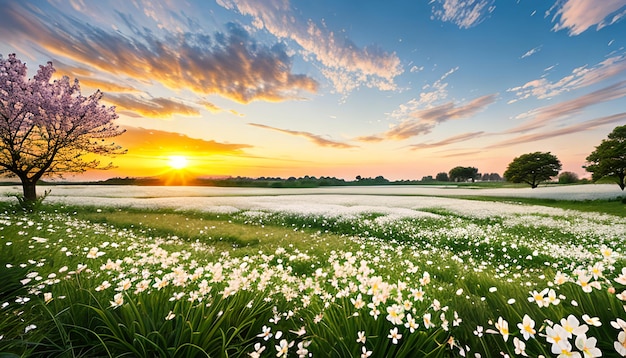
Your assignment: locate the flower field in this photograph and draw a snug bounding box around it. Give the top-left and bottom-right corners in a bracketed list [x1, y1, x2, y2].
[0, 185, 625, 357]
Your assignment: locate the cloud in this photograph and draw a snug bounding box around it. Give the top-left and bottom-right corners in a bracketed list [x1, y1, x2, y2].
[507, 55, 626, 103]
[389, 67, 459, 122]
[104, 94, 201, 118]
[508, 54, 626, 102]
[215, 0, 403, 96]
[549, 0, 626, 35]
[0, 3, 318, 104]
[430, 0, 496, 29]
[508, 80, 626, 133]
[198, 100, 223, 114]
[116, 126, 252, 155]
[248, 123, 357, 148]
[408, 131, 486, 150]
[490, 112, 626, 149]
[382, 94, 497, 141]
[354, 135, 385, 143]
[520, 46, 541, 59]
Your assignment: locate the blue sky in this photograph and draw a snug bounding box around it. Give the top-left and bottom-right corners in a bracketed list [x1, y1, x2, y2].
[1, 0, 625, 180]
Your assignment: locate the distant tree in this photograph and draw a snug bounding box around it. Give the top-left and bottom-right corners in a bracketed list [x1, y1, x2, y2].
[449, 166, 479, 182]
[373, 175, 389, 184]
[585, 125, 626, 190]
[503, 152, 561, 188]
[558, 171, 579, 184]
[488, 173, 502, 181]
[481, 173, 490, 181]
[421, 175, 434, 182]
[0, 54, 125, 205]
[435, 172, 449, 182]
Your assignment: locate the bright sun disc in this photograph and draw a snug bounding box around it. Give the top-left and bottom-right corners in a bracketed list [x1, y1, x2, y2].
[168, 156, 188, 169]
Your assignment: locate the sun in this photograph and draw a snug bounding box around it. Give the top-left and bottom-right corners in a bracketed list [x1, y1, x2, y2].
[168, 155, 188, 170]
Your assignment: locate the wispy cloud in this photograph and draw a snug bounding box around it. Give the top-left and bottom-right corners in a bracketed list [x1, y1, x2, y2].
[364, 94, 497, 141]
[197, 100, 223, 114]
[408, 131, 486, 150]
[490, 112, 626, 148]
[0, 3, 318, 104]
[248, 123, 357, 148]
[508, 80, 626, 133]
[507, 53, 626, 102]
[520, 46, 541, 59]
[389, 67, 459, 122]
[104, 94, 200, 119]
[215, 0, 403, 96]
[549, 0, 626, 35]
[430, 0, 496, 29]
[117, 126, 252, 155]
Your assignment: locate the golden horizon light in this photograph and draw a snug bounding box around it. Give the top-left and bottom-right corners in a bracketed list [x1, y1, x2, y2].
[167, 155, 189, 170]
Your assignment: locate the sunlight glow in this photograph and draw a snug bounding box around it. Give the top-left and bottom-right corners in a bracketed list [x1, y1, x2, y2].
[168, 156, 188, 170]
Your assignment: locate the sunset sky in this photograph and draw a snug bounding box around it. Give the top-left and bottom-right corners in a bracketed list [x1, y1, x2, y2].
[1, 0, 626, 181]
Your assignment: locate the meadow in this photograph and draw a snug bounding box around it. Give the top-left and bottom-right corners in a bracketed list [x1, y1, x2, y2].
[0, 184, 625, 357]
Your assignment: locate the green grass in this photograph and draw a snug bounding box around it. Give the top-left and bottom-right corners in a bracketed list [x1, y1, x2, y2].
[456, 195, 626, 217]
[0, 199, 625, 357]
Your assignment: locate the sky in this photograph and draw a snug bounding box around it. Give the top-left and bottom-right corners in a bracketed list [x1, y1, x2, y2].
[1, 0, 626, 181]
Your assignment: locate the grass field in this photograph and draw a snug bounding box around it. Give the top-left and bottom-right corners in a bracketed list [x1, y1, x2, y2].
[0, 189, 625, 357]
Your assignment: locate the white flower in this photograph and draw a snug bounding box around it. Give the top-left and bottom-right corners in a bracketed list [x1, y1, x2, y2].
[582, 314, 602, 327]
[110, 293, 124, 308]
[257, 325, 272, 341]
[360, 346, 372, 358]
[560, 315, 588, 338]
[388, 327, 402, 344]
[615, 331, 626, 357]
[575, 334, 601, 358]
[495, 316, 509, 342]
[615, 267, 626, 285]
[274, 339, 294, 357]
[517, 314, 536, 340]
[248, 342, 265, 358]
[405, 313, 419, 333]
[356, 331, 366, 344]
[513, 337, 528, 357]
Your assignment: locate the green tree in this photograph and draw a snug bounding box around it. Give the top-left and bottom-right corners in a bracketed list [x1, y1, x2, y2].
[503, 152, 561, 188]
[558, 171, 579, 184]
[435, 172, 449, 182]
[585, 125, 626, 190]
[448, 166, 479, 182]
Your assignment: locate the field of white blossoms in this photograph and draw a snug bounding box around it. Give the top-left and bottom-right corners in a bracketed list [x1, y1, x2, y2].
[0, 184, 624, 357]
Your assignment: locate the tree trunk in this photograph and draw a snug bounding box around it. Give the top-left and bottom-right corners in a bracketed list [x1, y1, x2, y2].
[21, 178, 37, 204]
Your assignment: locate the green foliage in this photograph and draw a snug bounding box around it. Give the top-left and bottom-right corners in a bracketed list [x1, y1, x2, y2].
[6, 189, 51, 212]
[503, 151, 562, 188]
[585, 124, 626, 190]
[448, 166, 479, 182]
[557, 171, 579, 184]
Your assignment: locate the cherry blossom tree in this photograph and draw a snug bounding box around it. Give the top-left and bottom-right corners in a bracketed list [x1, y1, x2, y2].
[0, 54, 125, 205]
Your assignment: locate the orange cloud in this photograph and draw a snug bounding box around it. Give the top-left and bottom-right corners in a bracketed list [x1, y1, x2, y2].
[248, 123, 357, 149]
[104, 94, 200, 119]
[0, 3, 318, 104]
[116, 126, 252, 155]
